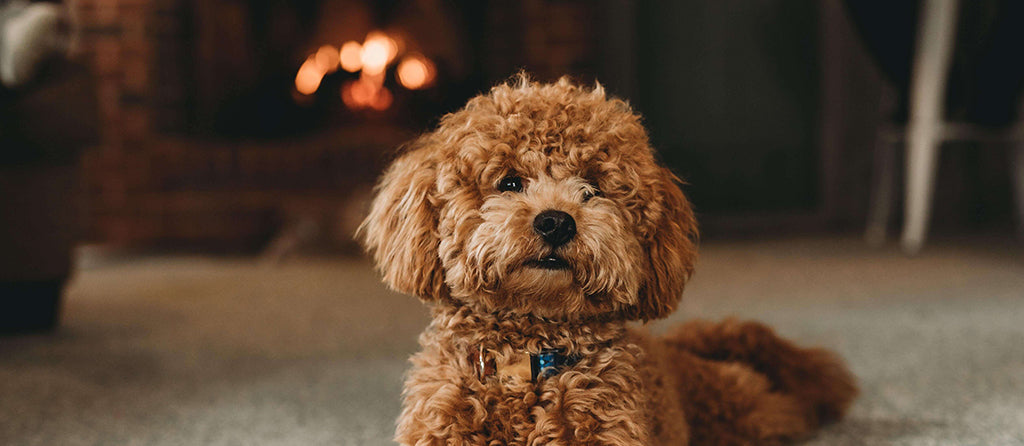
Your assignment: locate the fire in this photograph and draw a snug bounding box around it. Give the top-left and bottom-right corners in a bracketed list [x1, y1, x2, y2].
[344, 79, 369, 105]
[294, 56, 325, 95]
[397, 54, 435, 90]
[370, 86, 393, 111]
[314, 45, 339, 74]
[342, 78, 393, 111]
[361, 31, 397, 75]
[296, 30, 435, 110]
[339, 41, 362, 72]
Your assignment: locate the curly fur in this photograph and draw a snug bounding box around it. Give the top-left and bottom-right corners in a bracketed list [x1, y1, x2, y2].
[360, 75, 857, 445]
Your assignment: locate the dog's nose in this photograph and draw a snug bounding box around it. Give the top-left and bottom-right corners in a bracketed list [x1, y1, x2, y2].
[533, 210, 576, 247]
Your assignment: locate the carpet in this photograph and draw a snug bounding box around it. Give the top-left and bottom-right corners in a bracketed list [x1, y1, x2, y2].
[1, 237, 1022, 445]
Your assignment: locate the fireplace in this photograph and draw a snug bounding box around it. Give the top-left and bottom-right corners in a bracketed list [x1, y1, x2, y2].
[73, 0, 601, 250]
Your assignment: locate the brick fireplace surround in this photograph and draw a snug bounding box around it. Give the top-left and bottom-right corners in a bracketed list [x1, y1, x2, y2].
[71, 0, 596, 251]
[73, 0, 406, 250]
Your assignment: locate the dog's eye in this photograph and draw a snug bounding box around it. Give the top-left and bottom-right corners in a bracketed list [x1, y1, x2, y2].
[582, 185, 601, 202]
[497, 176, 523, 193]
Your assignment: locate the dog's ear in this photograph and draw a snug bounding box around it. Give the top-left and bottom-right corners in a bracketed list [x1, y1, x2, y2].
[627, 167, 699, 322]
[358, 142, 447, 301]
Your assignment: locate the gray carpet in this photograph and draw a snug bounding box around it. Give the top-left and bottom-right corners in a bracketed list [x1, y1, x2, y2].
[1, 237, 1023, 445]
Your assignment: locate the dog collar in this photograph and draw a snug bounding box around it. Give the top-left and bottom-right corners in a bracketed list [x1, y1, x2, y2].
[471, 345, 581, 382]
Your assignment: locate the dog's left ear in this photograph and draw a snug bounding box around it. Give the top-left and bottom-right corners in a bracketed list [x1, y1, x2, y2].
[627, 167, 699, 322]
[358, 142, 448, 301]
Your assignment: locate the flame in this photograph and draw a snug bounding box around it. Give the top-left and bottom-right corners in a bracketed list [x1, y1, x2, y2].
[348, 79, 375, 105]
[300, 30, 428, 110]
[339, 41, 362, 72]
[397, 54, 435, 90]
[314, 45, 339, 73]
[361, 69, 385, 88]
[370, 86, 393, 111]
[295, 56, 325, 95]
[370, 31, 399, 63]
[342, 77, 393, 111]
[361, 31, 397, 75]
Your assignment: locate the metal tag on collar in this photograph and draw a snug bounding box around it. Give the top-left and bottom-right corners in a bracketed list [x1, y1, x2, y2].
[530, 348, 579, 381]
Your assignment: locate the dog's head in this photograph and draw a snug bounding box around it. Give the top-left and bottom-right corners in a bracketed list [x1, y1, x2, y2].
[360, 76, 698, 321]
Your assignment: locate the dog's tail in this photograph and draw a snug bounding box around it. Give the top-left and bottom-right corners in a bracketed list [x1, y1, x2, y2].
[662, 318, 858, 426]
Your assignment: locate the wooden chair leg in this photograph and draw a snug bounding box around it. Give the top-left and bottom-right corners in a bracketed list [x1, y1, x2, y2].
[901, 0, 960, 254]
[903, 129, 942, 254]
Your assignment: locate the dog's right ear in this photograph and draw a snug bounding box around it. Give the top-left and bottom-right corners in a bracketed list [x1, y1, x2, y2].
[358, 142, 447, 301]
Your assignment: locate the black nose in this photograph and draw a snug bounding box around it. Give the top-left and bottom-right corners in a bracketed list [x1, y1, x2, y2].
[533, 210, 576, 247]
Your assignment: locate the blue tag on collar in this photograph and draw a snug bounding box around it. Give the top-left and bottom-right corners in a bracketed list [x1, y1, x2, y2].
[530, 349, 580, 381]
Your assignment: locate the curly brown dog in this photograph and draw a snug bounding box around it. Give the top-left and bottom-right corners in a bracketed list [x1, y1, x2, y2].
[360, 75, 857, 445]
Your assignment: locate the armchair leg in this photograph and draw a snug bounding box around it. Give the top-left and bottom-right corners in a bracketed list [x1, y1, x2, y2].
[0, 280, 64, 334]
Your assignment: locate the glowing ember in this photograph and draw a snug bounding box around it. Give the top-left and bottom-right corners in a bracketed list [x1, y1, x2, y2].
[369, 31, 398, 63]
[340, 81, 358, 108]
[314, 45, 340, 73]
[339, 41, 362, 72]
[361, 69, 385, 89]
[361, 31, 397, 75]
[342, 78, 394, 111]
[295, 57, 325, 95]
[396, 54, 435, 90]
[351, 79, 375, 105]
[370, 86, 393, 111]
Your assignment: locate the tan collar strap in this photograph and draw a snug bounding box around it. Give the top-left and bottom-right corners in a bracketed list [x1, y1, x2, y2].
[471, 345, 581, 382]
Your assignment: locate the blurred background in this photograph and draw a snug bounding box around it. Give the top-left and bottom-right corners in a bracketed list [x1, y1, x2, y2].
[1, 0, 1022, 445]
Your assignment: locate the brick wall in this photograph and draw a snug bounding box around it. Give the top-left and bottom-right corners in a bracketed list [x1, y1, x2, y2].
[71, 0, 597, 250]
[75, 0, 153, 244]
[72, 0, 414, 249]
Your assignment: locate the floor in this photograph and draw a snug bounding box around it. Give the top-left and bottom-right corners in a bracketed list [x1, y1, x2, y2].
[1, 236, 1023, 445]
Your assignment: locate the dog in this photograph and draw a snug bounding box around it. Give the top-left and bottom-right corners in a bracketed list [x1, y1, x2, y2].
[359, 75, 857, 445]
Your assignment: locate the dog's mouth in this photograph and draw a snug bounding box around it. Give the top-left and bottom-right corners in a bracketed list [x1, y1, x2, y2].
[524, 255, 571, 271]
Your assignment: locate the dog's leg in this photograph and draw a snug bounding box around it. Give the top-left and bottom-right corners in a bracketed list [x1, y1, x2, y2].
[662, 319, 857, 427]
[395, 348, 494, 446]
